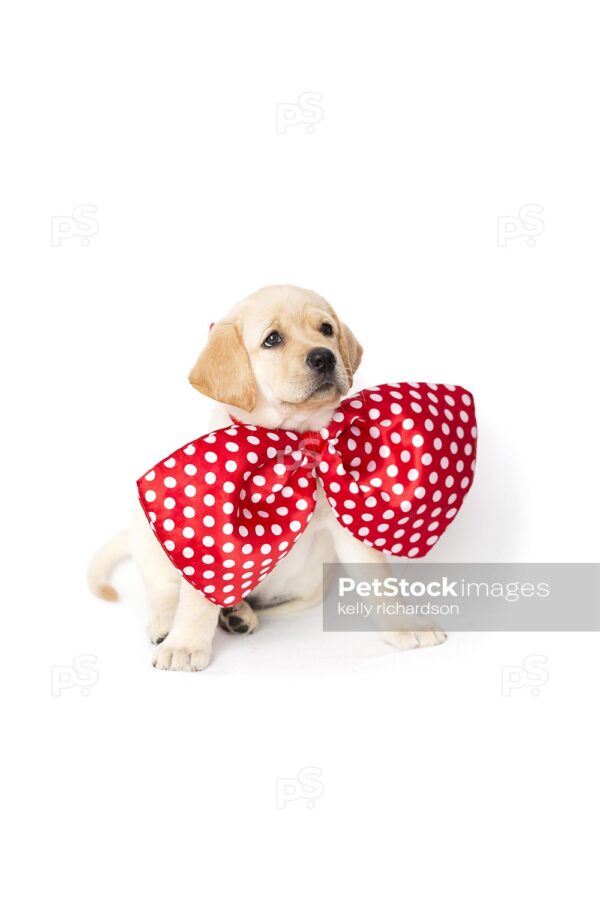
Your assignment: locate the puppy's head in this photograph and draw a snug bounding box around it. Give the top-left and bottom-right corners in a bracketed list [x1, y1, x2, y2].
[188, 285, 362, 417]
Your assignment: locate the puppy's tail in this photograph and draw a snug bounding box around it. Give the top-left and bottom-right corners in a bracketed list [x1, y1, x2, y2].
[87, 530, 130, 601]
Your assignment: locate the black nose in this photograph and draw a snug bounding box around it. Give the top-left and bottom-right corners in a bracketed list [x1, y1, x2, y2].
[306, 347, 336, 374]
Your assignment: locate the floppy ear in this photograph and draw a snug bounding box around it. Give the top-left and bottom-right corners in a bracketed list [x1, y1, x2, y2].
[188, 321, 257, 411]
[337, 320, 363, 387]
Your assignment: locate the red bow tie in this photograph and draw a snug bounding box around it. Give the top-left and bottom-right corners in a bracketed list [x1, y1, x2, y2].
[137, 382, 477, 607]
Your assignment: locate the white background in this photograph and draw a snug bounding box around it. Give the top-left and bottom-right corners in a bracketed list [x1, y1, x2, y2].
[2, 1, 599, 898]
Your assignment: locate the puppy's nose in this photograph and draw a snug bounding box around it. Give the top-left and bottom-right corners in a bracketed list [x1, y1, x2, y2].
[306, 347, 336, 374]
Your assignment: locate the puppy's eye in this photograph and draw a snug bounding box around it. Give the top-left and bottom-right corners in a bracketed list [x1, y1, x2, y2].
[262, 330, 283, 348]
[320, 322, 334, 337]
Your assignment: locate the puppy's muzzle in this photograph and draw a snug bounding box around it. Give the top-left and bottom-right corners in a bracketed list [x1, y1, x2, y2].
[306, 347, 336, 375]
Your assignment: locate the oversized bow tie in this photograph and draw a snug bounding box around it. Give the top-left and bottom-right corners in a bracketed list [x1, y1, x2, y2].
[137, 382, 477, 607]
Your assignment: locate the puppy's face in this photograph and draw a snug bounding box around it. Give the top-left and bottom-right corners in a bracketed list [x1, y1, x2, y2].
[189, 285, 363, 419]
[246, 292, 355, 408]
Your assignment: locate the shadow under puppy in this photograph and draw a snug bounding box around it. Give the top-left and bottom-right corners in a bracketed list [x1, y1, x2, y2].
[88, 285, 447, 670]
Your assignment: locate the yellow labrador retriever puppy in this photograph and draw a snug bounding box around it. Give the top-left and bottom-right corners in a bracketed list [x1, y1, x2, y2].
[88, 285, 446, 670]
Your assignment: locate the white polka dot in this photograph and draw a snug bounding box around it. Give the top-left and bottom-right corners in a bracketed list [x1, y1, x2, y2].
[144, 490, 156, 502]
[163, 519, 174, 531]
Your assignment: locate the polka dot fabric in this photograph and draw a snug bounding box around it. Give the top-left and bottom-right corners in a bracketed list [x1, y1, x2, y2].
[137, 382, 477, 607]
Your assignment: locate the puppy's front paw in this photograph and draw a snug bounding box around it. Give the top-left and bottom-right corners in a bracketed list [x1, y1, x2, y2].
[382, 629, 447, 651]
[152, 637, 212, 671]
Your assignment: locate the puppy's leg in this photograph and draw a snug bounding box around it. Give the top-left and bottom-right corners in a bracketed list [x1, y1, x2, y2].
[219, 600, 259, 634]
[145, 581, 181, 644]
[130, 503, 181, 644]
[153, 580, 219, 671]
[330, 523, 446, 651]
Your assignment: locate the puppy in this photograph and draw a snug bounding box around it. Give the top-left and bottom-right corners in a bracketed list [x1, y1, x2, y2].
[88, 285, 446, 670]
